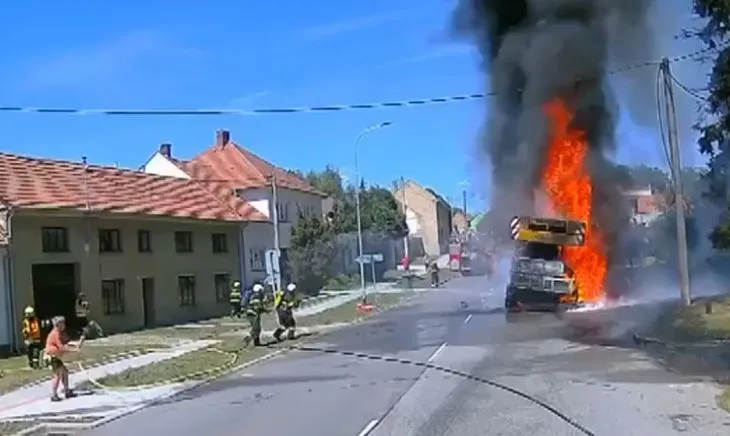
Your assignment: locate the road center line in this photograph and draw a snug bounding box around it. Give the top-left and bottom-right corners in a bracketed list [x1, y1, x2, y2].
[357, 419, 380, 436]
[464, 314, 472, 324]
[428, 342, 448, 362]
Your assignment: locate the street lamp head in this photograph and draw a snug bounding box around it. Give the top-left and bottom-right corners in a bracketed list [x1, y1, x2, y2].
[379, 121, 393, 128]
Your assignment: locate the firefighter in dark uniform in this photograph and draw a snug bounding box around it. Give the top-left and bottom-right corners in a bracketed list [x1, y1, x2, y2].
[273, 283, 300, 341]
[75, 293, 104, 347]
[21, 306, 43, 369]
[244, 284, 268, 347]
[229, 280, 243, 318]
[429, 260, 440, 288]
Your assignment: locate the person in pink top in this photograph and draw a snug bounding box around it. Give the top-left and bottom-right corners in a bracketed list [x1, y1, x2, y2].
[44, 316, 77, 402]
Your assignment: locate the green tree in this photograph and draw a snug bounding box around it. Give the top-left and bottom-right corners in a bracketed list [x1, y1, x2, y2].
[305, 165, 345, 199]
[360, 186, 408, 237]
[304, 167, 407, 236]
[289, 211, 336, 295]
[691, 1, 730, 248]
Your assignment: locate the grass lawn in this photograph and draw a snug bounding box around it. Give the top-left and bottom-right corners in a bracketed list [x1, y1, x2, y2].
[298, 292, 416, 327]
[0, 420, 37, 435]
[653, 296, 730, 413]
[657, 296, 730, 342]
[97, 342, 247, 388]
[94, 292, 417, 388]
[0, 344, 159, 394]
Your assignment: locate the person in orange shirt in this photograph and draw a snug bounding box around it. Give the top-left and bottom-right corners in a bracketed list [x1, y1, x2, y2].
[44, 316, 77, 402]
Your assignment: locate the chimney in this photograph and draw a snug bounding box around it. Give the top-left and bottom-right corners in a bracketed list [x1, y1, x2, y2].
[159, 143, 172, 158]
[216, 129, 231, 148]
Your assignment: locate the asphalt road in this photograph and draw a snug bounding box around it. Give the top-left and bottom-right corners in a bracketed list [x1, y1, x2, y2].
[86, 276, 730, 436]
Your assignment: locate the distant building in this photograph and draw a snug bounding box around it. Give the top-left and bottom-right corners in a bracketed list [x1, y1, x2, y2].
[393, 181, 452, 257]
[452, 210, 470, 233]
[623, 187, 666, 226]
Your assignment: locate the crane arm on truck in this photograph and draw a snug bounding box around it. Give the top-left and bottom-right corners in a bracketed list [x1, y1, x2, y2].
[509, 216, 586, 247]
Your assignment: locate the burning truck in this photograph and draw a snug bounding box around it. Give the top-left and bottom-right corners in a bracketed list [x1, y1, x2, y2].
[453, 0, 652, 306]
[505, 215, 586, 311]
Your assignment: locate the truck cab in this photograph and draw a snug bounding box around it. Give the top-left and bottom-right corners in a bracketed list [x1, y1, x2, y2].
[505, 216, 586, 311]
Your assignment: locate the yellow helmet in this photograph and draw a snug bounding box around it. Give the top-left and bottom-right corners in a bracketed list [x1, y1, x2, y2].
[24, 306, 35, 316]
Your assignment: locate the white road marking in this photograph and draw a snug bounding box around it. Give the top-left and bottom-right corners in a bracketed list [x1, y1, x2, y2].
[464, 314, 472, 324]
[357, 419, 380, 436]
[428, 342, 448, 362]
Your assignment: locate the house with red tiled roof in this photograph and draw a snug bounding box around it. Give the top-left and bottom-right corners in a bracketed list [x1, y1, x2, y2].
[623, 187, 667, 226]
[142, 129, 327, 284]
[0, 152, 266, 351]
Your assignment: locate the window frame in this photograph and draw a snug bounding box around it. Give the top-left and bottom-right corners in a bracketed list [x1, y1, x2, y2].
[99, 229, 123, 253]
[101, 278, 126, 315]
[211, 233, 228, 253]
[41, 227, 69, 253]
[174, 231, 194, 253]
[248, 247, 266, 271]
[137, 229, 152, 253]
[178, 275, 196, 307]
[214, 273, 231, 303]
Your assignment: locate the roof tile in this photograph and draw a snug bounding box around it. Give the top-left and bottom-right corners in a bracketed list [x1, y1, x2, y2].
[176, 141, 325, 196]
[0, 153, 268, 222]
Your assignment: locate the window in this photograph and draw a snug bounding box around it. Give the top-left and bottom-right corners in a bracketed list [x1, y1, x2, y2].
[276, 202, 290, 222]
[138, 230, 152, 253]
[101, 279, 125, 315]
[99, 229, 122, 253]
[175, 231, 193, 253]
[211, 233, 228, 253]
[214, 273, 230, 302]
[249, 247, 266, 271]
[178, 275, 196, 306]
[41, 227, 69, 253]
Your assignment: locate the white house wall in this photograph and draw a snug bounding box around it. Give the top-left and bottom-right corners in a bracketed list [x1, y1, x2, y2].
[242, 221, 274, 286]
[0, 248, 11, 351]
[141, 152, 191, 179]
[237, 187, 324, 250]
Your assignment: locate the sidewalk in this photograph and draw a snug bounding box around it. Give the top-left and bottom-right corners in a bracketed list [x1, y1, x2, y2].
[0, 340, 215, 421]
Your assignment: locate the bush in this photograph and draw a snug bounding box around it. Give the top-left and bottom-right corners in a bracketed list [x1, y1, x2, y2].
[289, 212, 336, 296]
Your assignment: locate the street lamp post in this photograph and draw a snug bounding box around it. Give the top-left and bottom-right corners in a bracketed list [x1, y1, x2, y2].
[355, 121, 393, 305]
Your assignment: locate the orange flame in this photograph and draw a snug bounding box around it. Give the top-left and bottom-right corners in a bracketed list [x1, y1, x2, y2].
[541, 98, 607, 303]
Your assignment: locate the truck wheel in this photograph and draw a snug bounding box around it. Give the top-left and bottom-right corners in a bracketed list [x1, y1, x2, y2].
[504, 287, 518, 311]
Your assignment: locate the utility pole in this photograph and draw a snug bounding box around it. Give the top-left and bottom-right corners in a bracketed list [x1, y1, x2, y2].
[462, 189, 468, 217]
[661, 57, 691, 306]
[400, 178, 409, 262]
[270, 173, 281, 293]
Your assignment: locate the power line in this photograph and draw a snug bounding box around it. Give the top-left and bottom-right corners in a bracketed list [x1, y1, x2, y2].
[0, 45, 720, 117]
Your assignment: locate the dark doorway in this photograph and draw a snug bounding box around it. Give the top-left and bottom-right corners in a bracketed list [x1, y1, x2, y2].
[142, 277, 155, 328]
[32, 263, 78, 335]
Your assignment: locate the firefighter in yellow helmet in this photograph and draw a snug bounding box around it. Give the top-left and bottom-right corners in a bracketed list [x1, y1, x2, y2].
[21, 306, 43, 369]
[273, 283, 300, 341]
[229, 280, 243, 318]
[243, 284, 268, 347]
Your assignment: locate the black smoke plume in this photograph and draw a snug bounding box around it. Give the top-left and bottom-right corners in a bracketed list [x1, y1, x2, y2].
[453, 0, 655, 295]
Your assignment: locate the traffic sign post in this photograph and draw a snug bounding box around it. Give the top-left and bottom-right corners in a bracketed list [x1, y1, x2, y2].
[265, 249, 280, 290]
[353, 253, 384, 286]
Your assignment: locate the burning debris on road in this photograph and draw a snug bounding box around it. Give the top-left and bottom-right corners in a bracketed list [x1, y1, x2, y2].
[453, 0, 655, 303]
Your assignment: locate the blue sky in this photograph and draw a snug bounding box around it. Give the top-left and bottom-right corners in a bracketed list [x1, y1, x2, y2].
[0, 1, 712, 212]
